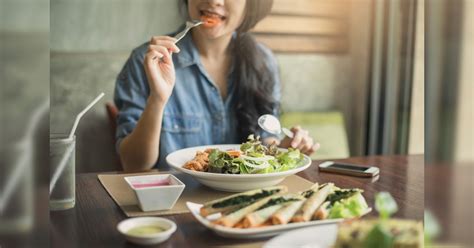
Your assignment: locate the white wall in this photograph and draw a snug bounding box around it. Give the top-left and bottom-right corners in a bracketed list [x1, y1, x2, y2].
[51, 0, 184, 52]
[0, 0, 49, 32]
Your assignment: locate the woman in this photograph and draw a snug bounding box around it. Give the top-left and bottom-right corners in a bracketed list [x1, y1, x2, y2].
[114, 0, 319, 172]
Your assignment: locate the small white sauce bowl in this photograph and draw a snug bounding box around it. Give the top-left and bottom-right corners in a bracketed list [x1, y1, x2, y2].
[117, 217, 177, 245]
[124, 174, 185, 211]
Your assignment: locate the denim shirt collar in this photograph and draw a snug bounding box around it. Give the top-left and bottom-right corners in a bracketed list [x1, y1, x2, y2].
[173, 31, 237, 70]
[173, 33, 200, 68]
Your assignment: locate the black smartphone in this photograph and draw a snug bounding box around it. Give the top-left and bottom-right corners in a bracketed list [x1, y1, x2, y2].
[318, 161, 379, 177]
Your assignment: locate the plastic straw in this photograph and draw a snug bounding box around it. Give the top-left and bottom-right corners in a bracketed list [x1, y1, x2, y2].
[68, 92, 105, 140]
[49, 92, 104, 193]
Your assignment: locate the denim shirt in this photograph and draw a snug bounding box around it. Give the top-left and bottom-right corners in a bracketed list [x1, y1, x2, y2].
[114, 33, 281, 169]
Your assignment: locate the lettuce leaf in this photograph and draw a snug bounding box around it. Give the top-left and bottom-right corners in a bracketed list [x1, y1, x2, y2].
[208, 149, 239, 174]
[276, 148, 303, 171]
[209, 135, 305, 174]
[328, 192, 369, 219]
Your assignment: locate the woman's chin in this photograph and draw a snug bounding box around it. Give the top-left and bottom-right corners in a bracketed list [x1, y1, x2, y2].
[199, 25, 229, 39]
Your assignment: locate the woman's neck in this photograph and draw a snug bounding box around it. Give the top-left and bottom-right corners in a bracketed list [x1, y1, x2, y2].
[191, 29, 232, 60]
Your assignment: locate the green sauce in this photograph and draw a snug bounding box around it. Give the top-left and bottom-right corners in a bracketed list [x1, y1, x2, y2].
[126, 225, 166, 236]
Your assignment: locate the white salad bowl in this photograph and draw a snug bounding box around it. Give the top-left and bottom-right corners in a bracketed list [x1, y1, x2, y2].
[166, 144, 312, 192]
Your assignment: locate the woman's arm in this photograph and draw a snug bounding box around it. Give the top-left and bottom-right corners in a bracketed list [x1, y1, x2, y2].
[119, 96, 165, 172]
[118, 36, 180, 172]
[258, 44, 319, 155]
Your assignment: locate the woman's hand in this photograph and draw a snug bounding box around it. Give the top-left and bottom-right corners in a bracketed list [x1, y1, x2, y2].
[144, 36, 181, 104]
[279, 126, 320, 155]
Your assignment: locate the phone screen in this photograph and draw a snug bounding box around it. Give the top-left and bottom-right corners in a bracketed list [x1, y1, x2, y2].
[329, 163, 370, 171]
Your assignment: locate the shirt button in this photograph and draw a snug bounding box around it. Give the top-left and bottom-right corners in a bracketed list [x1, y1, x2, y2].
[173, 124, 179, 129]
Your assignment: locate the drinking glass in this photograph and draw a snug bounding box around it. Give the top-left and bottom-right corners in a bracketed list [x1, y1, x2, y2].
[49, 134, 75, 210]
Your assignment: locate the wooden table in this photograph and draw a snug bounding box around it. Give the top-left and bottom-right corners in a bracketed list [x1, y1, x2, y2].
[50, 155, 424, 247]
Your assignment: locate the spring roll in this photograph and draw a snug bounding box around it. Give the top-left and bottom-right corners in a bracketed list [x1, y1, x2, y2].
[242, 204, 282, 228]
[271, 183, 320, 225]
[213, 195, 277, 227]
[200, 185, 287, 217]
[292, 183, 334, 222]
[312, 201, 331, 220]
[242, 194, 303, 228]
[271, 199, 305, 225]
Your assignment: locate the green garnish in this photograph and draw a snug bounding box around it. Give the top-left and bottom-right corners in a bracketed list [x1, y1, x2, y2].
[328, 192, 368, 219]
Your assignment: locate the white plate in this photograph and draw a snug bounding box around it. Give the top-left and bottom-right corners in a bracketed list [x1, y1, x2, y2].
[185, 201, 371, 239]
[166, 144, 312, 192]
[263, 225, 338, 248]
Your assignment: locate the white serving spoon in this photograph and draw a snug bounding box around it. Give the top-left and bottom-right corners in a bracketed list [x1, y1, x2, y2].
[257, 114, 294, 139]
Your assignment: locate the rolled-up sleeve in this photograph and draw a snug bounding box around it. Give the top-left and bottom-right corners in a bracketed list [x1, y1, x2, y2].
[113, 47, 150, 152]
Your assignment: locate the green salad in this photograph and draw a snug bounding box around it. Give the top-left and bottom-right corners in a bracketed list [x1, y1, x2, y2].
[207, 135, 304, 174]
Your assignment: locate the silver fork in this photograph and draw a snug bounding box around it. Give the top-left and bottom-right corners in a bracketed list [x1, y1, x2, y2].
[174, 20, 203, 43]
[152, 20, 202, 60]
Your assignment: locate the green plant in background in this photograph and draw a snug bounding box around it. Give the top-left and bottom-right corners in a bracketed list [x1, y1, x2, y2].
[375, 192, 398, 220]
[363, 192, 398, 248]
[424, 210, 441, 246]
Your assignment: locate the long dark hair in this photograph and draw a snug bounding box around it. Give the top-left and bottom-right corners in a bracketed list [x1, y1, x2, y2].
[181, 0, 277, 142]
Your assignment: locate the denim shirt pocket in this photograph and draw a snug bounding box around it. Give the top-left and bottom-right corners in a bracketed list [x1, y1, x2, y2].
[162, 113, 202, 133]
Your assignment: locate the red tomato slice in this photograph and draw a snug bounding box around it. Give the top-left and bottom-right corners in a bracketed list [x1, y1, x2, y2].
[201, 16, 221, 28]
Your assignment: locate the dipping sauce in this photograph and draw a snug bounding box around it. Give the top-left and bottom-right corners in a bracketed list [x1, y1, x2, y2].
[126, 225, 167, 236]
[132, 180, 170, 188]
